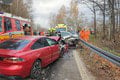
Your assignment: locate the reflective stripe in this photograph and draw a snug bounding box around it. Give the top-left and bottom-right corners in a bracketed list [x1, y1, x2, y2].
[0, 31, 24, 41]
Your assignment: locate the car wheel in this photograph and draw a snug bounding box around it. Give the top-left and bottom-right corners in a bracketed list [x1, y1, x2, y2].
[30, 60, 42, 79]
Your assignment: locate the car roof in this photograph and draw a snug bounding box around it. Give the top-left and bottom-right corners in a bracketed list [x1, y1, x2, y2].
[16, 36, 45, 41]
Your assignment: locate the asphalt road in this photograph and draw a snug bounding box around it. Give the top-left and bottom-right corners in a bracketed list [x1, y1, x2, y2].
[0, 49, 82, 80]
[46, 49, 82, 80]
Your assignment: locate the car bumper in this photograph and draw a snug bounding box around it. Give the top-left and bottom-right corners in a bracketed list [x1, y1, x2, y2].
[0, 64, 28, 78]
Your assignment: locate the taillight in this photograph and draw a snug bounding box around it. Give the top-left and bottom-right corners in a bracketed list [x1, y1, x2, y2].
[3, 57, 24, 63]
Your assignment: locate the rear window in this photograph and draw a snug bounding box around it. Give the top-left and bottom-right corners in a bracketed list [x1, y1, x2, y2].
[0, 17, 2, 32]
[0, 39, 30, 50]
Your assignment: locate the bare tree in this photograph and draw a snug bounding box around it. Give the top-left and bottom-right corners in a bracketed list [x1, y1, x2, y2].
[56, 5, 66, 24]
[67, 0, 79, 31]
[0, 0, 31, 18]
[80, 0, 97, 37]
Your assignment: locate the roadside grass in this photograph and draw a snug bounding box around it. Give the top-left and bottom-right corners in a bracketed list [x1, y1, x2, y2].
[89, 35, 96, 43]
[89, 35, 120, 57]
[78, 34, 120, 80]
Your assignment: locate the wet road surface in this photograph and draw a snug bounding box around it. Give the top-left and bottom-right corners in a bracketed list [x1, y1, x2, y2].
[45, 50, 82, 80]
[0, 49, 82, 80]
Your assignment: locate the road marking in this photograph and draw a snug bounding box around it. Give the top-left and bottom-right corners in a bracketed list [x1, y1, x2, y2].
[73, 50, 95, 80]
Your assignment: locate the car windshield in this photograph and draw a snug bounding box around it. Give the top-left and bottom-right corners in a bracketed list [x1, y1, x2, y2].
[0, 17, 2, 32]
[0, 39, 30, 50]
[61, 32, 71, 37]
[70, 31, 76, 34]
[56, 28, 66, 32]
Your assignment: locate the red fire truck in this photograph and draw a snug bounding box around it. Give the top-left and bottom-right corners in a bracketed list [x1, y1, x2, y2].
[0, 12, 33, 41]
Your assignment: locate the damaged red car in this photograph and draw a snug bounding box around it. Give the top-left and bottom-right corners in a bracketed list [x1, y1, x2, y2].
[0, 36, 60, 79]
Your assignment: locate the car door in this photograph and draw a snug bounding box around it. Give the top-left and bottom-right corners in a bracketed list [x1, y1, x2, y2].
[46, 38, 60, 62]
[31, 38, 52, 67]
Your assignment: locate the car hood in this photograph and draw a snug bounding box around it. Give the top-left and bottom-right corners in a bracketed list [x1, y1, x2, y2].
[63, 35, 77, 40]
[62, 35, 70, 39]
[72, 34, 78, 38]
[0, 49, 20, 57]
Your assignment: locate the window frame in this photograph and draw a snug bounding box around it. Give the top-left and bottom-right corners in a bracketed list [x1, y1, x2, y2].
[15, 19, 21, 31]
[4, 17, 12, 32]
[0, 17, 2, 32]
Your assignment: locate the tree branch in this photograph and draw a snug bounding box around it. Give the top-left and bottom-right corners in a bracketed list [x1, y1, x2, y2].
[83, 2, 94, 13]
[89, 0, 104, 12]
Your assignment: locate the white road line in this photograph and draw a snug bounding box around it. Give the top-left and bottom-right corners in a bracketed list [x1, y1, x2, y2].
[73, 50, 95, 80]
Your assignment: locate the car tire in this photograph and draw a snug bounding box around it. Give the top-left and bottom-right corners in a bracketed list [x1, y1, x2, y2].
[30, 60, 42, 79]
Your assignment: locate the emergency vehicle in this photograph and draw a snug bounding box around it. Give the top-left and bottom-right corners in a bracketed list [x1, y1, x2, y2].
[55, 24, 67, 32]
[48, 24, 67, 35]
[0, 12, 32, 42]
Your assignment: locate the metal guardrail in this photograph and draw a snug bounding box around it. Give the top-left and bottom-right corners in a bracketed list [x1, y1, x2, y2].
[79, 39, 120, 67]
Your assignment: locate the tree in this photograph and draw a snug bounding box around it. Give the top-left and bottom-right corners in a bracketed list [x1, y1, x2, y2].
[56, 5, 66, 24]
[80, 0, 97, 37]
[49, 14, 57, 27]
[79, 0, 120, 42]
[0, 0, 31, 18]
[69, 0, 79, 31]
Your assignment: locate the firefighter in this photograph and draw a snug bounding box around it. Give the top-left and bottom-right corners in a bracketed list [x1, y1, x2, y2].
[23, 24, 31, 35]
[86, 28, 90, 41]
[79, 28, 85, 40]
[84, 28, 90, 41]
[48, 28, 56, 36]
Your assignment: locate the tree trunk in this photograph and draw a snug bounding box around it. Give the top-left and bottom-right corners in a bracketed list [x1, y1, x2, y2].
[94, 9, 97, 38]
[118, 0, 120, 31]
[111, 0, 115, 41]
[103, 0, 106, 39]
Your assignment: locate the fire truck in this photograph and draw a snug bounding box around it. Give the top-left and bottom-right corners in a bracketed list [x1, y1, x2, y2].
[0, 12, 33, 42]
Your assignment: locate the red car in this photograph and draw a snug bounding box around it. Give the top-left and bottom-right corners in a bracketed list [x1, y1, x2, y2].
[0, 36, 60, 79]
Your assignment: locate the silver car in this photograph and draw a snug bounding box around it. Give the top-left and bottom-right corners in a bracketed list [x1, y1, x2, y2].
[59, 31, 79, 47]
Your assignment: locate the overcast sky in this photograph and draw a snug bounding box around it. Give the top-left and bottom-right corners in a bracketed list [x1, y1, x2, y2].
[32, 0, 72, 29]
[32, 0, 92, 29]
